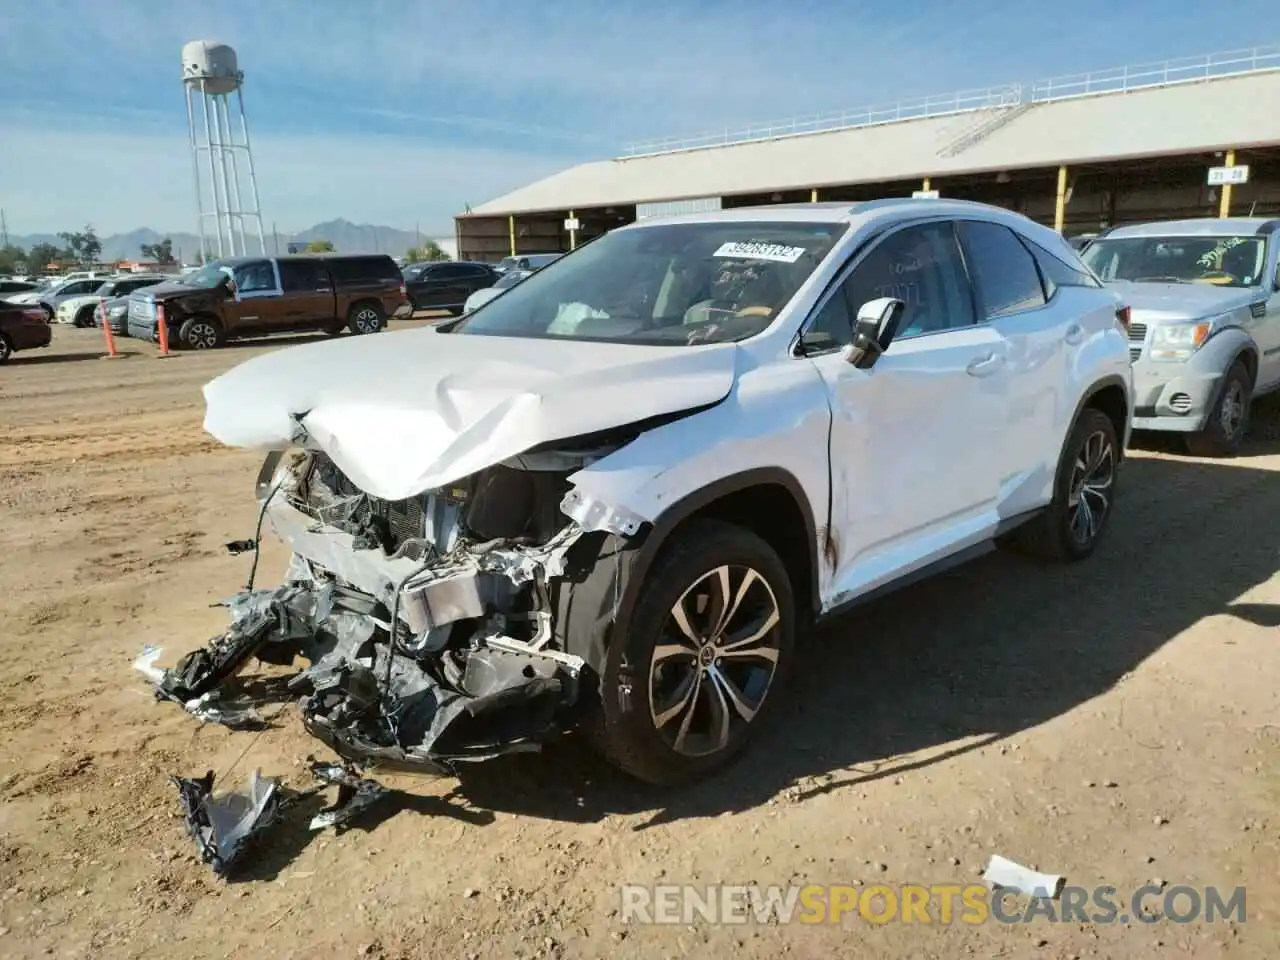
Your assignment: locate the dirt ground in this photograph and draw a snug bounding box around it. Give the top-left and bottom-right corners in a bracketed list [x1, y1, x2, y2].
[0, 324, 1277, 959]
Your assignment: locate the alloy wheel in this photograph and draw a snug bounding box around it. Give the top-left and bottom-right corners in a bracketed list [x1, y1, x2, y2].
[648, 564, 782, 757]
[0, 338, 10, 362]
[354, 308, 380, 333]
[188, 322, 218, 349]
[1219, 380, 1246, 439]
[1067, 430, 1114, 547]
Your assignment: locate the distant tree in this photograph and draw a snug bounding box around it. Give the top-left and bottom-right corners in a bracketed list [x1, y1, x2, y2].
[140, 237, 176, 264]
[405, 240, 449, 263]
[306, 239, 335, 253]
[58, 225, 102, 266]
[0, 244, 26, 275]
[25, 242, 60, 273]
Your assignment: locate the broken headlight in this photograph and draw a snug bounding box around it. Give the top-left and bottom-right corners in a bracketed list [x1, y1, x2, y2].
[254, 449, 307, 502]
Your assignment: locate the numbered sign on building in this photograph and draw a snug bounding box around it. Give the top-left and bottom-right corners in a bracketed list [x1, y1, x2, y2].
[1207, 165, 1249, 186]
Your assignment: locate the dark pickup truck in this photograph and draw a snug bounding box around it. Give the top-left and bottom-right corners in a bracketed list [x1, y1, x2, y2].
[127, 253, 412, 349]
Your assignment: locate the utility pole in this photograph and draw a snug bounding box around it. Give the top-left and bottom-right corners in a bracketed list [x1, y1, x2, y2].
[272, 222, 279, 255]
[0, 208, 8, 247]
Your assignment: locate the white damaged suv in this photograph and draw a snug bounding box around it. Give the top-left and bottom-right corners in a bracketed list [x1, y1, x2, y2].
[153, 199, 1133, 787]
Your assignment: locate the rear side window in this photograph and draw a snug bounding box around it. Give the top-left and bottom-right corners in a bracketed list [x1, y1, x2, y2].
[432, 264, 474, 280]
[1023, 240, 1102, 297]
[329, 256, 400, 283]
[958, 221, 1047, 320]
[279, 260, 326, 292]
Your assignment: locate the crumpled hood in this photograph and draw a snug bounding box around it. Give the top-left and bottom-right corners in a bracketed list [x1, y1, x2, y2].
[203, 325, 739, 501]
[1108, 281, 1261, 323]
[136, 281, 193, 301]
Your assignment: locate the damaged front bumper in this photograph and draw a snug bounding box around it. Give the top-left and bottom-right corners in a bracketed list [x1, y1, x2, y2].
[138, 449, 595, 775]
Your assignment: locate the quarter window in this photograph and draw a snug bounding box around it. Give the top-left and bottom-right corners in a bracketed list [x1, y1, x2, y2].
[958, 221, 1047, 320]
[840, 223, 977, 338]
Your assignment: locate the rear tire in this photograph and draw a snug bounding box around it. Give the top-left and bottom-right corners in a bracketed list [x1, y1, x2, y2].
[178, 315, 223, 350]
[347, 301, 384, 335]
[1184, 361, 1251, 458]
[74, 306, 96, 328]
[591, 519, 796, 786]
[1005, 407, 1118, 563]
[0, 334, 12, 364]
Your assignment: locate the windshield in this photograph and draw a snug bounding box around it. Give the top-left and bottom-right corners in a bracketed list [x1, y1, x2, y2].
[451, 221, 846, 346]
[401, 262, 428, 281]
[181, 261, 232, 289]
[1082, 235, 1269, 287]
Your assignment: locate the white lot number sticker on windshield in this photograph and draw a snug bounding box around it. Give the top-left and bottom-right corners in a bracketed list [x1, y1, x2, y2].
[713, 241, 807, 264]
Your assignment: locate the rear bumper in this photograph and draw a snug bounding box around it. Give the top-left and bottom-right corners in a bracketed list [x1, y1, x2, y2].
[127, 317, 159, 341]
[11, 324, 52, 350]
[391, 300, 413, 320]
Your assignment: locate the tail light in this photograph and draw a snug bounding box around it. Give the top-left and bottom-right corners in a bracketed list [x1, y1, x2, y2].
[399, 282, 407, 298]
[22, 309, 47, 324]
[1115, 305, 1131, 332]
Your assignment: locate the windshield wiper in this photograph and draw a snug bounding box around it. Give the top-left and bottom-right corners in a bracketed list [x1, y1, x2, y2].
[1131, 276, 1190, 284]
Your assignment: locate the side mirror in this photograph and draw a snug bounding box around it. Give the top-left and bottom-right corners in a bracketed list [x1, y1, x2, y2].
[842, 297, 905, 369]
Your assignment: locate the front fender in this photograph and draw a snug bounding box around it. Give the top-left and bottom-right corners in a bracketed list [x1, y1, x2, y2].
[563, 359, 830, 553]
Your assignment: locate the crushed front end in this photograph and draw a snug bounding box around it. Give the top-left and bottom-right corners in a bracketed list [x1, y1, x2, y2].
[140, 446, 611, 772]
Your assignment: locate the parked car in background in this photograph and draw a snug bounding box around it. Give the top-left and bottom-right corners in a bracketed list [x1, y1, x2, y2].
[182, 198, 1133, 786]
[0, 279, 39, 296]
[7, 276, 105, 319]
[463, 267, 534, 313]
[56, 274, 169, 326]
[95, 295, 133, 336]
[1068, 233, 1097, 252]
[401, 260, 498, 314]
[126, 253, 411, 349]
[1081, 218, 1280, 456]
[0, 299, 53, 363]
[494, 253, 562, 274]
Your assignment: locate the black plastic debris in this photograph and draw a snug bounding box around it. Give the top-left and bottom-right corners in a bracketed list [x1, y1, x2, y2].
[225, 539, 257, 556]
[308, 762, 391, 831]
[172, 770, 282, 875]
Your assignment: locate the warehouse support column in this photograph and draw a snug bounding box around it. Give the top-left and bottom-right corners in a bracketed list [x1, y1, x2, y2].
[922, 177, 931, 192]
[1054, 165, 1069, 234]
[1219, 149, 1236, 218]
[810, 188, 819, 203]
[508, 215, 516, 256]
[568, 209, 577, 251]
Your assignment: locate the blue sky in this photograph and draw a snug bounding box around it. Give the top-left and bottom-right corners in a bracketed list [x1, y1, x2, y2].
[0, 0, 1267, 236]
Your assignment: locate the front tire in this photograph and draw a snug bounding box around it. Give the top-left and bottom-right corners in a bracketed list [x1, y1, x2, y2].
[1185, 361, 1251, 458]
[0, 334, 12, 364]
[593, 519, 796, 785]
[74, 306, 96, 328]
[1005, 406, 1118, 562]
[178, 316, 223, 350]
[347, 301, 384, 335]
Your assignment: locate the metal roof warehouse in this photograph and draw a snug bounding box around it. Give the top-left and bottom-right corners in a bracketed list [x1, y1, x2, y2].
[454, 46, 1280, 262]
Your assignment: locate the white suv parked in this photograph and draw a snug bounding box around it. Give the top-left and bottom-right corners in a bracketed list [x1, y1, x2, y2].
[146, 199, 1134, 788]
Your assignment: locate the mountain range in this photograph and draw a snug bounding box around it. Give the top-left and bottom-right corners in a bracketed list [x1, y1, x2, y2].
[6, 219, 450, 262]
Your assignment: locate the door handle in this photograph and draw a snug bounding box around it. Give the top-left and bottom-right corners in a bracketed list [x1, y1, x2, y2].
[1065, 323, 1085, 346]
[966, 352, 1006, 377]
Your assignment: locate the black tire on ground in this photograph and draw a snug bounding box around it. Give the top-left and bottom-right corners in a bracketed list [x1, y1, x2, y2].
[347, 301, 385, 335]
[74, 306, 96, 328]
[0, 333, 12, 364]
[41, 305, 53, 322]
[1185, 360, 1251, 458]
[1003, 406, 1118, 563]
[178, 315, 224, 350]
[591, 519, 796, 786]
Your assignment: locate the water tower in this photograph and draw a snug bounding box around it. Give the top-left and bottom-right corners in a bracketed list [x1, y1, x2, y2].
[181, 41, 266, 259]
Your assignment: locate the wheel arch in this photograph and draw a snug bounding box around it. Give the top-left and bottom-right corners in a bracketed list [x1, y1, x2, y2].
[554, 468, 819, 677]
[1076, 374, 1130, 457]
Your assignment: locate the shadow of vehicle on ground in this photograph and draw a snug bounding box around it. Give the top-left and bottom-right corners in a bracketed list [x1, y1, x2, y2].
[451, 402, 1280, 829]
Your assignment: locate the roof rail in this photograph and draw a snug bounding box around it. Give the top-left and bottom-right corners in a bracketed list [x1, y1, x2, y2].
[619, 43, 1280, 159]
